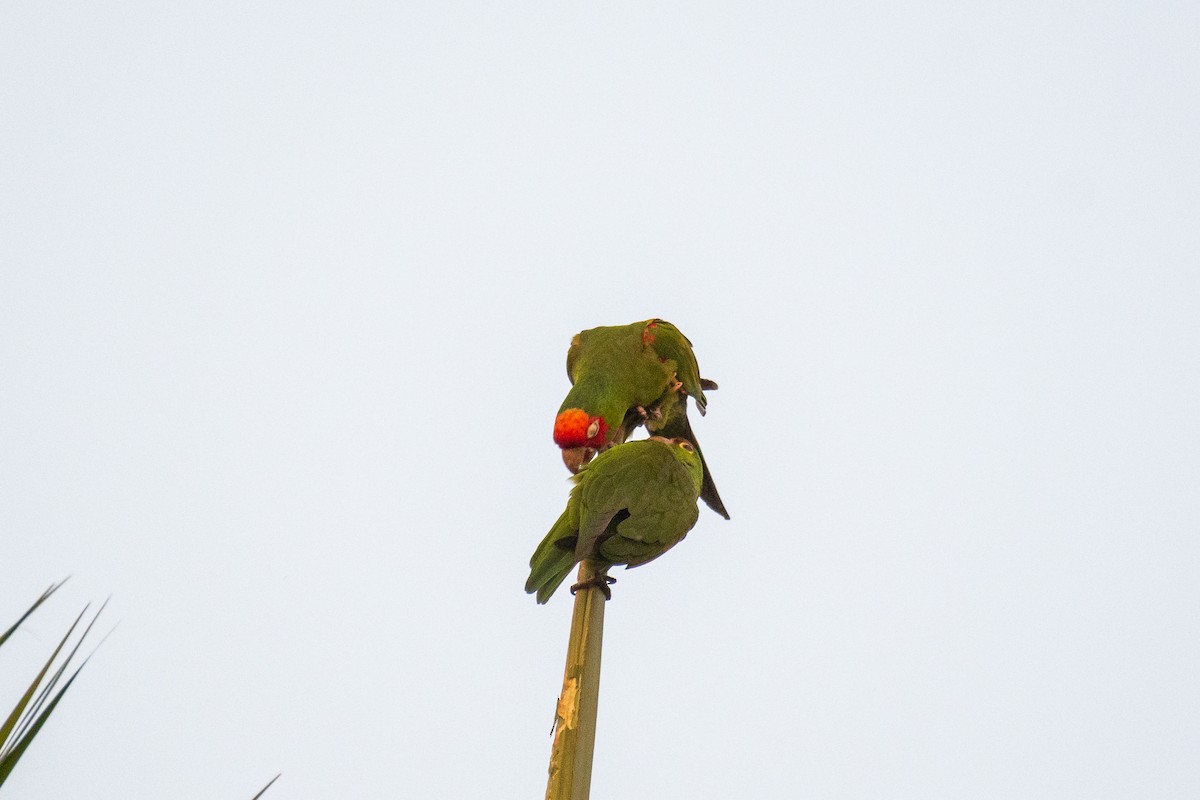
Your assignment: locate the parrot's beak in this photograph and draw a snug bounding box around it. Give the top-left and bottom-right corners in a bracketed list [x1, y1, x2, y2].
[561, 446, 596, 473]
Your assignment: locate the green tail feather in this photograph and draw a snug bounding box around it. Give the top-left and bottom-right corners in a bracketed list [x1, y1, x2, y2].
[525, 510, 579, 604]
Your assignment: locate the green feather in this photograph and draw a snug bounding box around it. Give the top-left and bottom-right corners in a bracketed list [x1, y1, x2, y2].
[643, 319, 708, 413]
[526, 437, 704, 603]
[525, 505, 581, 604]
[559, 322, 671, 433]
[557, 318, 728, 518]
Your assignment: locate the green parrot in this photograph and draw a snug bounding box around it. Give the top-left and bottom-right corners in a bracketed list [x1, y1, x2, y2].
[526, 437, 704, 604]
[551, 318, 729, 519]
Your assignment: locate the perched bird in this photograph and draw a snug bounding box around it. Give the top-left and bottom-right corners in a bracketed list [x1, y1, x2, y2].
[552, 318, 729, 519]
[526, 437, 704, 604]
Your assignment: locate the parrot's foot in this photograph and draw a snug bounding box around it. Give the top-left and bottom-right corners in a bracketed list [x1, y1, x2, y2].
[570, 574, 617, 600]
[635, 405, 662, 422]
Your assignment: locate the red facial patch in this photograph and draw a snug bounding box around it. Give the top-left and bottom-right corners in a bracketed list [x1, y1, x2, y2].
[553, 408, 607, 448]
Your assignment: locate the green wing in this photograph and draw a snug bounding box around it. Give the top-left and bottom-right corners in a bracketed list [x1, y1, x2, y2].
[526, 491, 583, 604]
[530, 438, 705, 602]
[558, 322, 676, 433]
[581, 439, 703, 567]
[644, 319, 707, 414]
[572, 442, 654, 561]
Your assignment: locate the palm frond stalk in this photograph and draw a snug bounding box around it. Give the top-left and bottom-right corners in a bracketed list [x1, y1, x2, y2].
[544, 559, 609, 800]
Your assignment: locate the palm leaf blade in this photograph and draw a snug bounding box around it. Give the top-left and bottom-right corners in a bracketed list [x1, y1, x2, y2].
[0, 585, 104, 788]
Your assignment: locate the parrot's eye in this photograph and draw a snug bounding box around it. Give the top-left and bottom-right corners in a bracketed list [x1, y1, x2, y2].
[586, 420, 600, 439]
[679, 441, 694, 452]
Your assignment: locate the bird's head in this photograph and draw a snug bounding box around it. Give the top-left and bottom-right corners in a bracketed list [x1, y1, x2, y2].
[553, 408, 608, 473]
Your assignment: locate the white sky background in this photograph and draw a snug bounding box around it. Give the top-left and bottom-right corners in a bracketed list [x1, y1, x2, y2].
[2, 2, 1198, 798]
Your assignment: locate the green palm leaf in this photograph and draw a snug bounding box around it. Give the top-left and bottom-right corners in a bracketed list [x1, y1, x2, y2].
[250, 773, 282, 799]
[0, 585, 276, 797]
[0, 580, 67, 649]
[0, 582, 105, 787]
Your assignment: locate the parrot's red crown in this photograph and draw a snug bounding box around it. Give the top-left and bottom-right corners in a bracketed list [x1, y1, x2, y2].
[553, 408, 607, 448]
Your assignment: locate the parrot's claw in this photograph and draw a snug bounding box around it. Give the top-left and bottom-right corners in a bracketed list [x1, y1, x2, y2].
[635, 405, 662, 422]
[570, 574, 617, 600]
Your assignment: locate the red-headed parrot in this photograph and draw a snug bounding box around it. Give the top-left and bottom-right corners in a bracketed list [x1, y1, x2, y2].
[526, 436, 704, 603]
[552, 318, 729, 519]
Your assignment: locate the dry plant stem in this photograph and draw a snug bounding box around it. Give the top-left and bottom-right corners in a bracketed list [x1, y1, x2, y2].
[544, 559, 609, 800]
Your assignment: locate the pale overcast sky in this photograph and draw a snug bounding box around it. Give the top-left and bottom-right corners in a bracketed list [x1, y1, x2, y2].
[2, 2, 1198, 798]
